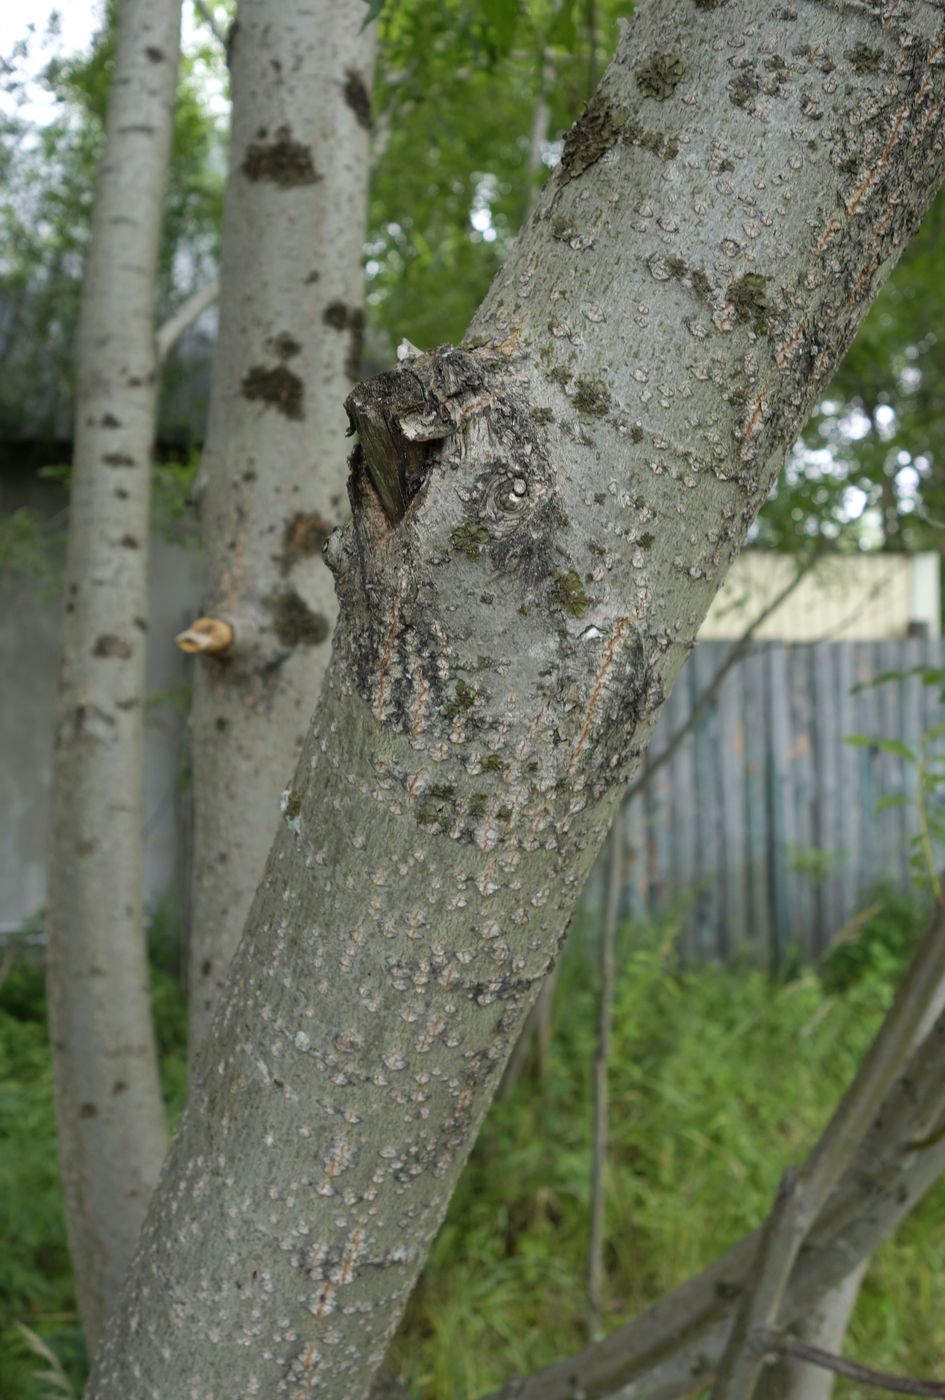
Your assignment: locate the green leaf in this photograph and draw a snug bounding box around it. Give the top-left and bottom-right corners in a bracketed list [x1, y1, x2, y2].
[873, 738, 916, 762]
[844, 735, 874, 748]
[875, 794, 911, 812]
[361, 0, 384, 29]
[482, 0, 520, 55]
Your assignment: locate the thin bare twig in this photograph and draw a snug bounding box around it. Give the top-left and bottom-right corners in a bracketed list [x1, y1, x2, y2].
[588, 812, 621, 1339]
[484, 900, 945, 1400]
[713, 895, 945, 1398]
[191, 0, 228, 49]
[765, 1334, 945, 1396]
[627, 558, 811, 804]
[155, 279, 220, 365]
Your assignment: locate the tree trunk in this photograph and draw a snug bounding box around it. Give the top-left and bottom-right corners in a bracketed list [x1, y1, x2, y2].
[87, 2, 945, 1395]
[46, 0, 180, 1352]
[184, 0, 376, 1060]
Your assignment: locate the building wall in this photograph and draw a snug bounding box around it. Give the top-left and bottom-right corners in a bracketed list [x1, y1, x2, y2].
[699, 551, 941, 641]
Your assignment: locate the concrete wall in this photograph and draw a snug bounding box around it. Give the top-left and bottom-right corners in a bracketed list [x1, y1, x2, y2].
[1, 531, 201, 933]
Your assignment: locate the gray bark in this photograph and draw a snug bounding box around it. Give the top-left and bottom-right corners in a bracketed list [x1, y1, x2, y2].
[88, 1, 945, 1396]
[186, 0, 375, 1058]
[46, 0, 181, 1351]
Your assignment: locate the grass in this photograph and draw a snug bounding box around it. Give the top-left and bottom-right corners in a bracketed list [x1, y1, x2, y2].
[1, 888, 943, 1398]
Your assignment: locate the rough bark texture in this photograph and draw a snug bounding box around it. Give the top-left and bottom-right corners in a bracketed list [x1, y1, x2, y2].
[187, 0, 375, 1058]
[88, 1, 945, 1396]
[46, 0, 180, 1352]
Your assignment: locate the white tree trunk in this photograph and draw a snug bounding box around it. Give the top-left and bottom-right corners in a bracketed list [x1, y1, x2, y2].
[186, 0, 375, 1058]
[46, 0, 181, 1352]
[87, 2, 945, 1395]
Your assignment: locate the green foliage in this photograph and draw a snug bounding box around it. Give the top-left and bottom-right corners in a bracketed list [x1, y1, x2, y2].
[0, 6, 225, 443]
[383, 895, 945, 1398]
[3, 891, 943, 1397]
[0, 902, 188, 1398]
[758, 186, 945, 552]
[368, 1, 627, 352]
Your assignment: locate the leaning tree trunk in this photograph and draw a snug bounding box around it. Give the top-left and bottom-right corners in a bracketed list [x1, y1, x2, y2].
[184, 0, 375, 1060]
[88, 2, 945, 1396]
[46, 0, 180, 1352]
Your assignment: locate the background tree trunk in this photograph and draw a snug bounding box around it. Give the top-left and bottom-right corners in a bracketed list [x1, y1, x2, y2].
[88, 2, 945, 1395]
[46, 0, 181, 1352]
[185, 0, 376, 1060]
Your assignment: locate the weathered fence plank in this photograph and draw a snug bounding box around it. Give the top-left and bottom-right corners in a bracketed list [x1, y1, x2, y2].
[618, 639, 944, 964]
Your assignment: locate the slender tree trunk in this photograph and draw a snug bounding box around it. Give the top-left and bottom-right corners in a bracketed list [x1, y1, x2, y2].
[87, 3, 945, 1396]
[185, 0, 376, 1059]
[46, 0, 180, 1352]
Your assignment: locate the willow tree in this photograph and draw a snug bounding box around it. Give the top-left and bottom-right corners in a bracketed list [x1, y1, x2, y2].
[182, 0, 375, 1058]
[88, 1, 945, 1396]
[45, 0, 181, 1352]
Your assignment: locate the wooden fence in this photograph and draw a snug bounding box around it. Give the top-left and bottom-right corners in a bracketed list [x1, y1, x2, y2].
[613, 639, 945, 966]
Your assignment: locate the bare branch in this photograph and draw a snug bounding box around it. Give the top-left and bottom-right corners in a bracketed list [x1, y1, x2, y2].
[588, 812, 621, 1339]
[484, 901, 945, 1400]
[191, 0, 228, 49]
[764, 1334, 945, 1397]
[626, 558, 810, 805]
[155, 279, 219, 365]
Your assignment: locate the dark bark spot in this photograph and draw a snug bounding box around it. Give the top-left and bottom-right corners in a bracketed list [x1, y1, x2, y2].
[271, 331, 301, 360]
[200, 958, 212, 977]
[112, 1080, 127, 1094]
[323, 300, 350, 329]
[242, 469, 257, 483]
[280, 510, 333, 574]
[101, 414, 121, 428]
[93, 634, 132, 658]
[103, 452, 134, 466]
[145, 45, 164, 62]
[113, 488, 130, 499]
[242, 364, 305, 420]
[241, 125, 321, 187]
[214, 716, 228, 732]
[134, 616, 148, 631]
[729, 68, 759, 110]
[636, 52, 685, 100]
[343, 67, 373, 131]
[552, 570, 590, 617]
[304, 269, 321, 284]
[264, 589, 330, 646]
[79, 1102, 98, 1118]
[561, 90, 627, 178]
[120, 534, 139, 549]
[77, 838, 96, 855]
[726, 273, 770, 331]
[624, 119, 679, 161]
[573, 377, 611, 416]
[116, 698, 139, 710]
[845, 43, 882, 74]
[346, 308, 365, 381]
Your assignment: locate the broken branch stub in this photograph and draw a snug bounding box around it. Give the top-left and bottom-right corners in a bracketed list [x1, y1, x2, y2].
[175, 615, 236, 655]
[334, 345, 654, 814]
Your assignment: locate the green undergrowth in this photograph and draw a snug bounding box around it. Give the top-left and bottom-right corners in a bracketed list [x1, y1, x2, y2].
[1, 889, 943, 1398]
